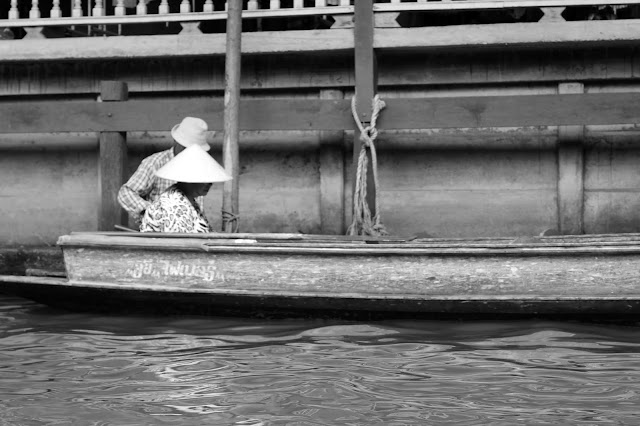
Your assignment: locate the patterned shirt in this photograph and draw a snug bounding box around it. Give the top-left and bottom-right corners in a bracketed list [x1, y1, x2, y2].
[118, 149, 203, 222]
[140, 186, 211, 233]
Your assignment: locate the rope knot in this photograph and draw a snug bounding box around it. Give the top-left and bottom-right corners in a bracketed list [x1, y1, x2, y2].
[361, 125, 378, 146]
[221, 209, 240, 233]
[348, 93, 388, 237]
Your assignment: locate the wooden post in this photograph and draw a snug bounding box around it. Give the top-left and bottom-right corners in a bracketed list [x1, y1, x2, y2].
[319, 89, 345, 234]
[98, 81, 128, 231]
[222, 0, 242, 233]
[352, 0, 377, 223]
[557, 82, 585, 235]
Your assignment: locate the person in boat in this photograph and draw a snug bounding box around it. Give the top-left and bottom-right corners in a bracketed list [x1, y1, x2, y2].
[117, 116, 212, 224]
[140, 144, 231, 233]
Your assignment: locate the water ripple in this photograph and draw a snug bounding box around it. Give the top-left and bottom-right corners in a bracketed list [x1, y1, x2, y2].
[1, 296, 639, 425]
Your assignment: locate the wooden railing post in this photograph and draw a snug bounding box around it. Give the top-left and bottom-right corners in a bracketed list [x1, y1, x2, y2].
[222, 0, 243, 233]
[98, 81, 128, 231]
[319, 89, 346, 234]
[9, 0, 19, 19]
[352, 0, 377, 227]
[137, 0, 148, 15]
[159, 0, 169, 14]
[72, 0, 83, 17]
[557, 82, 585, 235]
[51, 0, 62, 18]
[92, 0, 105, 17]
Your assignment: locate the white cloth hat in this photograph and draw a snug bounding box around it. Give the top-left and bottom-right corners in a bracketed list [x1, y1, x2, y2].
[156, 144, 232, 183]
[171, 117, 211, 151]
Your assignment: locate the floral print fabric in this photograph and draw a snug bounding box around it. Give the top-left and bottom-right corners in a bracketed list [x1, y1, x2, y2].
[140, 186, 211, 233]
[118, 148, 204, 223]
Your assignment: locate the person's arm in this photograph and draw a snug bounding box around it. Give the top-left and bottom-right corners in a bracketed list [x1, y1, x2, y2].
[117, 158, 155, 221]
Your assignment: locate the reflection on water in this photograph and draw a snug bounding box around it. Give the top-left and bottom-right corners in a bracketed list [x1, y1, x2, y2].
[1, 295, 639, 425]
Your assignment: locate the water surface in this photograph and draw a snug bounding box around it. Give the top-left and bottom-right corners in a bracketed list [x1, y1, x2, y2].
[1, 295, 639, 425]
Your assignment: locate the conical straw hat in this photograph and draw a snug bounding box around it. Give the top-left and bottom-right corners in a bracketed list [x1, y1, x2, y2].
[155, 144, 232, 183]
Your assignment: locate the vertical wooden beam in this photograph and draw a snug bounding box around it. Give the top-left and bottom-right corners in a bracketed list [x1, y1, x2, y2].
[353, 0, 377, 220]
[319, 89, 345, 234]
[98, 81, 128, 231]
[222, 0, 242, 233]
[557, 82, 585, 235]
[343, 133, 354, 234]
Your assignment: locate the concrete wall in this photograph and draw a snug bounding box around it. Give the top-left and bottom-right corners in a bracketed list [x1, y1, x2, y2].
[379, 147, 558, 238]
[0, 149, 97, 245]
[2, 47, 640, 244]
[584, 140, 640, 234]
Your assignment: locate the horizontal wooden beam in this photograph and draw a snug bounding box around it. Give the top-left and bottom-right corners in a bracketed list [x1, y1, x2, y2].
[0, 98, 342, 132]
[0, 30, 354, 62]
[375, 20, 640, 51]
[2, 93, 640, 133]
[374, 0, 640, 13]
[1, 50, 638, 96]
[4, 126, 639, 151]
[3, 20, 640, 62]
[379, 93, 640, 129]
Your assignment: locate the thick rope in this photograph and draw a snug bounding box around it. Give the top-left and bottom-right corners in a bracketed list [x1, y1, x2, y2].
[347, 93, 388, 236]
[221, 209, 240, 233]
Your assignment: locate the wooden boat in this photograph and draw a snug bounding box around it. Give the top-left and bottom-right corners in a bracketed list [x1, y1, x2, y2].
[1, 231, 640, 318]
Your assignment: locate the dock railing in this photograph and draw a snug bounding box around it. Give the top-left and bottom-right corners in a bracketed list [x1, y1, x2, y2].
[3, 1, 640, 236]
[2, 1, 640, 39]
[2, 0, 354, 38]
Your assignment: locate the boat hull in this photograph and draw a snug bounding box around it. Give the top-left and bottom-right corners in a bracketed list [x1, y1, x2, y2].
[2, 232, 640, 317]
[1, 275, 639, 318]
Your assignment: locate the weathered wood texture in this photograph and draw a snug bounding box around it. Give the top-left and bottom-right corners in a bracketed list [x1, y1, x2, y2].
[354, 0, 376, 124]
[2, 274, 639, 316]
[2, 48, 640, 96]
[557, 82, 585, 235]
[58, 237, 640, 302]
[10, 126, 634, 151]
[353, 0, 378, 221]
[3, 93, 640, 133]
[98, 132, 126, 231]
[222, 0, 243, 233]
[319, 90, 346, 234]
[64, 230, 640, 246]
[99, 81, 129, 102]
[75, 232, 412, 242]
[374, 20, 640, 50]
[98, 81, 128, 231]
[0, 246, 64, 276]
[1, 20, 640, 61]
[0, 31, 355, 62]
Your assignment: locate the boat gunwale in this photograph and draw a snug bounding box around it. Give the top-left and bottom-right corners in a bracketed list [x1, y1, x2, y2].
[70, 230, 640, 241]
[56, 233, 640, 256]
